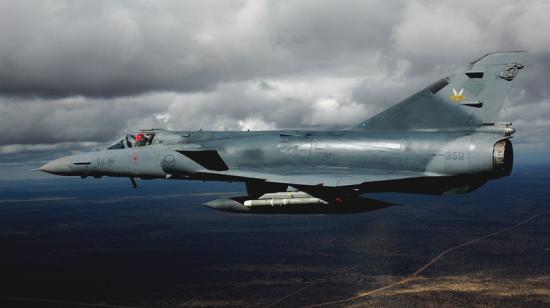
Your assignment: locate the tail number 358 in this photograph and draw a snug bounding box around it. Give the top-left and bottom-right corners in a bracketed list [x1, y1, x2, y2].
[446, 151, 465, 160]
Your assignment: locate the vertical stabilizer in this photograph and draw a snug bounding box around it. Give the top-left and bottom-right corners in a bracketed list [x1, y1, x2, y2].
[356, 51, 525, 130]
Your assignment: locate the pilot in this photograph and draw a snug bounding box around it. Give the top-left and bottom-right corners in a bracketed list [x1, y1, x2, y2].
[136, 133, 145, 146]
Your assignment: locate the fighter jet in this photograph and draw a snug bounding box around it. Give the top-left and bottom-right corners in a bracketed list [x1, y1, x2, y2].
[38, 51, 525, 214]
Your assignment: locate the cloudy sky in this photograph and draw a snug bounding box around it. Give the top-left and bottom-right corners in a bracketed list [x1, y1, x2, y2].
[1, 0, 549, 179]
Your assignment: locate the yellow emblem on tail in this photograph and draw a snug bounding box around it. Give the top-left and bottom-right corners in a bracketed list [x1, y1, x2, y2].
[450, 88, 465, 102]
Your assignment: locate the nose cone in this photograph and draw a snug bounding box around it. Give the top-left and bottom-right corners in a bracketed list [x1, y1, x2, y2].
[39, 156, 74, 175]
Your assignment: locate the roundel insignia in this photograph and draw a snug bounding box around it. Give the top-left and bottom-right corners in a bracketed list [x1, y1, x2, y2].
[162, 154, 176, 168]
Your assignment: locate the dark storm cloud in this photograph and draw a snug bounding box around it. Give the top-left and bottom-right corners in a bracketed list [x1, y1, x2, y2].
[0, 0, 404, 98]
[1, 0, 550, 165]
[0, 0, 255, 98]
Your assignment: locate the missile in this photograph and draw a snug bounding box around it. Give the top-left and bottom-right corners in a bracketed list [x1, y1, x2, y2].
[243, 197, 326, 207]
[243, 191, 328, 207]
[203, 191, 327, 213]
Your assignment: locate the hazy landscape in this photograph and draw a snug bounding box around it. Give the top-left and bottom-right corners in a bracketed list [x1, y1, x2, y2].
[1, 165, 549, 307]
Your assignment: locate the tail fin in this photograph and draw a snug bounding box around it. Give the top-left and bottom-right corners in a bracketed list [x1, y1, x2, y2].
[356, 51, 525, 130]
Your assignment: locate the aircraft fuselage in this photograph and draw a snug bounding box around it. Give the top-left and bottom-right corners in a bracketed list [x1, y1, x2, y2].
[40, 127, 513, 196]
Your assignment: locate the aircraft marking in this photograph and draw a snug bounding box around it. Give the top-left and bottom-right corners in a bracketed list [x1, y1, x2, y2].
[450, 88, 465, 102]
[498, 63, 523, 81]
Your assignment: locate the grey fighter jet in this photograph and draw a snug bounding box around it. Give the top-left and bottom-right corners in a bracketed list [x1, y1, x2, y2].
[38, 51, 525, 214]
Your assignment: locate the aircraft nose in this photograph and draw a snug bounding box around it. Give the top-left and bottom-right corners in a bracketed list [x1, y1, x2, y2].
[38, 156, 74, 175]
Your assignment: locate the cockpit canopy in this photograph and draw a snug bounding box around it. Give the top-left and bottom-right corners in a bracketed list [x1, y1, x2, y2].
[105, 129, 188, 150]
[106, 131, 156, 150]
